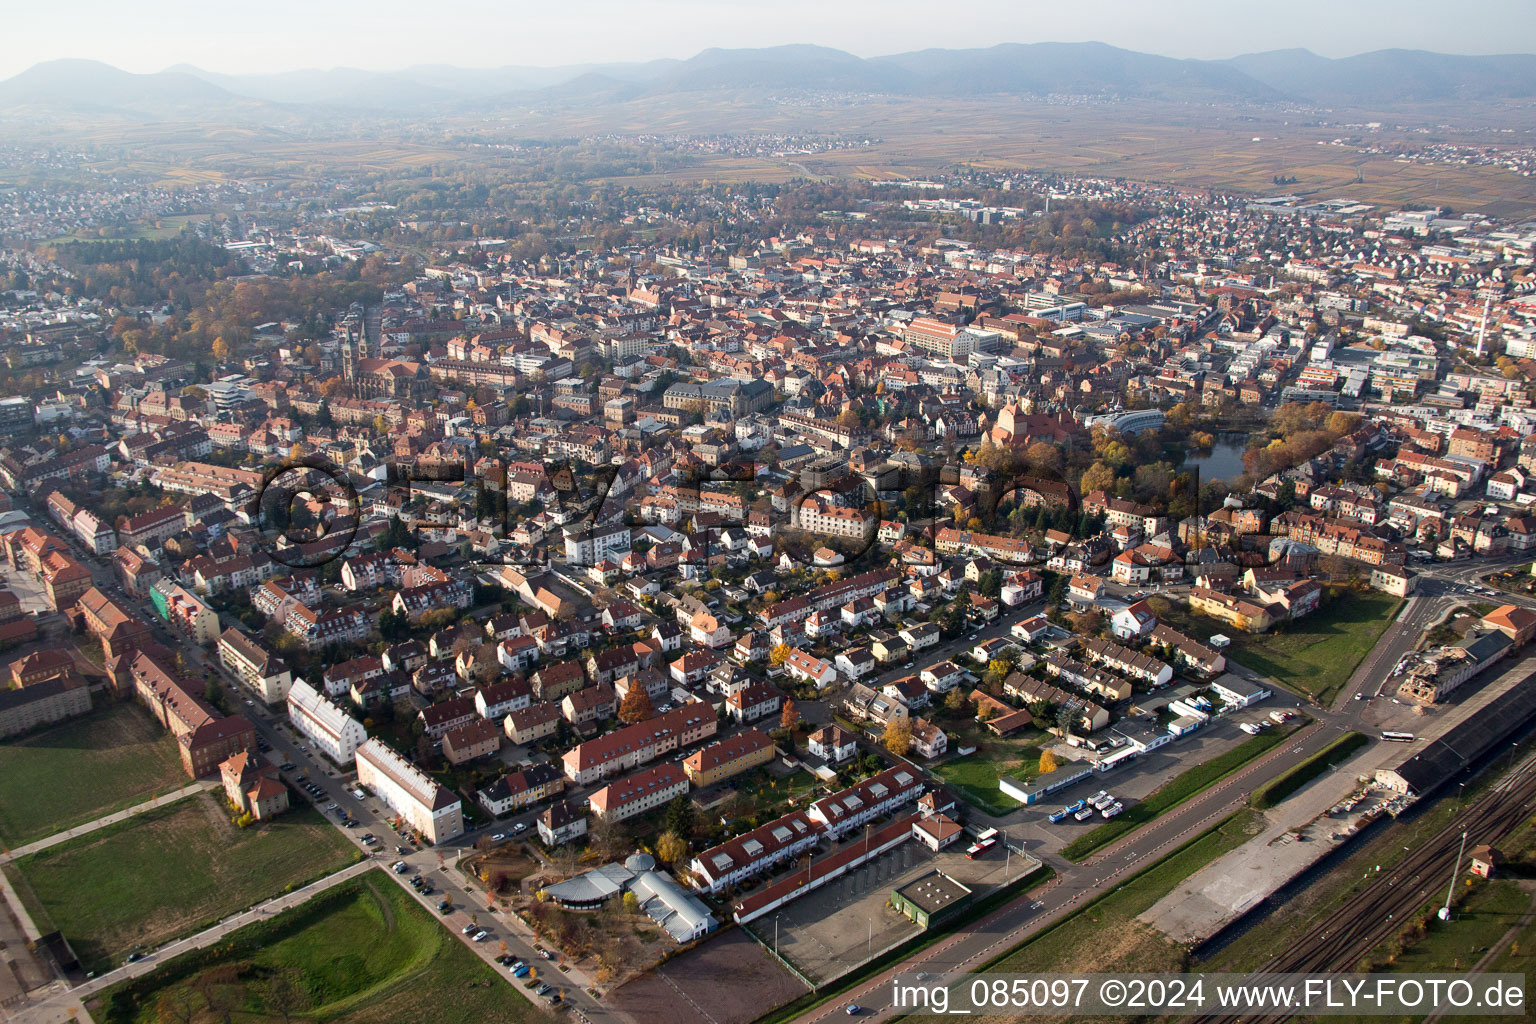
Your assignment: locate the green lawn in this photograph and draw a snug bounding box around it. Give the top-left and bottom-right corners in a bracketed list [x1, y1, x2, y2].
[934, 743, 1044, 816]
[1251, 731, 1369, 810]
[96, 871, 535, 1024]
[6, 794, 359, 972]
[1211, 590, 1404, 705]
[988, 812, 1261, 974]
[1060, 726, 1295, 861]
[0, 701, 189, 847]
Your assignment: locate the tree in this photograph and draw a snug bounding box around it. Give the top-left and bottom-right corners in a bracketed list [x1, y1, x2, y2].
[883, 718, 912, 757]
[769, 643, 792, 668]
[664, 793, 697, 839]
[655, 830, 689, 866]
[1024, 442, 1063, 475]
[1038, 749, 1059, 774]
[1079, 461, 1117, 496]
[622, 891, 640, 913]
[780, 697, 799, 732]
[944, 689, 973, 716]
[617, 684, 655, 724]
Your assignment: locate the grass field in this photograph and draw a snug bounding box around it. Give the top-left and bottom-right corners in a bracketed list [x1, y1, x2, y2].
[1251, 731, 1369, 810]
[933, 743, 1043, 816]
[987, 812, 1261, 980]
[6, 793, 358, 972]
[1059, 726, 1295, 862]
[96, 871, 536, 1024]
[1207, 591, 1404, 705]
[0, 701, 189, 847]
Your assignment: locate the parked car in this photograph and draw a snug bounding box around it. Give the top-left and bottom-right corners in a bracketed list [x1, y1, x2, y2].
[462, 923, 478, 935]
[491, 832, 508, 842]
[473, 930, 490, 942]
[512, 822, 527, 834]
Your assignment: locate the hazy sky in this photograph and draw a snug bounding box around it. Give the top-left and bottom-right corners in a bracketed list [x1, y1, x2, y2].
[8, 0, 1536, 80]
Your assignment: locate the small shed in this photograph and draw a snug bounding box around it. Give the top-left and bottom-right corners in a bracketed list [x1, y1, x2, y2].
[1469, 844, 1502, 879]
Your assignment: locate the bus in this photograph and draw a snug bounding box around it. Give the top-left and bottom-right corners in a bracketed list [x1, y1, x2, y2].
[1381, 731, 1416, 743]
[966, 837, 998, 859]
[973, 827, 1000, 844]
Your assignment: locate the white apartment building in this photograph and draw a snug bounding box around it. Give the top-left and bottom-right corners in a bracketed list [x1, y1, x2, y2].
[286, 679, 367, 764]
[355, 738, 464, 845]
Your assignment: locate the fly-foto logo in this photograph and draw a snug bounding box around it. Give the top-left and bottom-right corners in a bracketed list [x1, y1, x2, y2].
[250, 456, 361, 569]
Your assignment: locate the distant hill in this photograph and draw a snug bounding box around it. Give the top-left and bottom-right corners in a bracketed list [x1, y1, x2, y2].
[6, 44, 1536, 121]
[0, 59, 272, 120]
[1223, 48, 1536, 105]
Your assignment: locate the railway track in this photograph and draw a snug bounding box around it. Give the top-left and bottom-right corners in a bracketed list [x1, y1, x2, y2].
[1192, 753, 1536, 1024]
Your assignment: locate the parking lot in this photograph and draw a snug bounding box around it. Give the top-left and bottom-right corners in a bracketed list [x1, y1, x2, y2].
[748, 834, 1040, 985]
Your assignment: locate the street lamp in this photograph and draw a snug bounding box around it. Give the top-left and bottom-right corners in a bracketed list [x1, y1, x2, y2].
[1439, 830, 1469, 922]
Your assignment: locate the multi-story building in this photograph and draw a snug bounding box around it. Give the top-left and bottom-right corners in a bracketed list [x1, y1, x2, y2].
[123, 649, 256, 777]
[217, 628, 293, 703]
[587, 762, 689, 822]
[562, 703, 718, 784]
[683, 729, 775, 787]
[475, 677, 533, 719]
[355, 737, 464, 845]
[286, 679, 368, 764]
[505, 702, 563, 745]
[0, 674, 92, 738]
[477, 764, 565, 817]
[76, 586, 153, 659]
[443, 719, 502, 764]
[150, 581, 219, 645]
[283, 601, 369, 651]
[538, 801, 588, 846]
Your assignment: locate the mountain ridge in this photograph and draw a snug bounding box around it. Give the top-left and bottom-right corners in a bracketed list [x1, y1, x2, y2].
[5, 44, 1536, 122]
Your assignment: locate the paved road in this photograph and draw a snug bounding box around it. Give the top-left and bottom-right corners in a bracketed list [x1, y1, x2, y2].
[0, 782, 218, 865]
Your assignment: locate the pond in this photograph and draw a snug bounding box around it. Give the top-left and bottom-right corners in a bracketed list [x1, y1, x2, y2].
[1183, 434, 1250, 482]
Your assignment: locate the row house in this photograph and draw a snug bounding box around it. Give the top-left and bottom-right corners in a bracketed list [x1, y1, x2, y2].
[561, 703, 718, 784]
[1002, 672, 1109, 733]
[687, 810, 820, 894]
[807, 766, 924, 840]
[1080, 638, 1174, 687]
